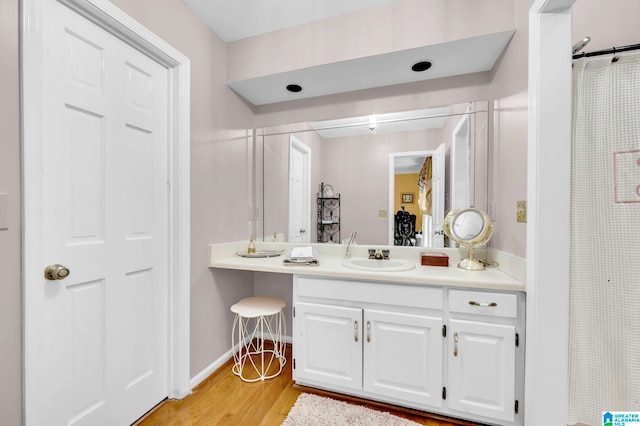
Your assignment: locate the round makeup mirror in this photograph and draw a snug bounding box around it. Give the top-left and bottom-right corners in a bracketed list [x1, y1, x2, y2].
[443, 208, 493, 270]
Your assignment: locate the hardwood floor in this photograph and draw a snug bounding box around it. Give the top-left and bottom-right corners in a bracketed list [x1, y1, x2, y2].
[136, 345, 481, 426]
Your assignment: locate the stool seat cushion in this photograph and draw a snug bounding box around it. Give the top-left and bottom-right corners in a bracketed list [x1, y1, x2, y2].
[230, 296, 286, 318]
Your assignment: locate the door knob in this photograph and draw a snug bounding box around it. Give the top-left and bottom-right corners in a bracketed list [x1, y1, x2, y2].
[44, 264, 70, 281]
[299, 228, 306, 233]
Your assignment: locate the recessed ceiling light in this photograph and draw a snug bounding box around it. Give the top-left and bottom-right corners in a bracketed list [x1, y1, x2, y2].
[411, 61, 432, 72]
[286, 84, 302, 93]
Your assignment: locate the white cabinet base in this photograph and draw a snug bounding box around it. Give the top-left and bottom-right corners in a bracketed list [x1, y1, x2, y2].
[293, 276, 525, 426]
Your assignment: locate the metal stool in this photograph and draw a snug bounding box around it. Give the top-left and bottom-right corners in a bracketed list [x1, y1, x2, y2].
[230, 296, 286, 382]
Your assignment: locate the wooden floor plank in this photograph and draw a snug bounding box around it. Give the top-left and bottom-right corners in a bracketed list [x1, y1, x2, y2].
[136, 345, 480, 425]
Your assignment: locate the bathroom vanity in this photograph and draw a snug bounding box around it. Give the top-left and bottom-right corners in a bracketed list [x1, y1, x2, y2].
[293, 275, 524, 426]
[209, 241, 525, 426]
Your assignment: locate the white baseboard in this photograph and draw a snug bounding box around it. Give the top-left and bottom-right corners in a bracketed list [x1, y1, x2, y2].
[189, 347, 234, 390]
[189, 335, 293, 390]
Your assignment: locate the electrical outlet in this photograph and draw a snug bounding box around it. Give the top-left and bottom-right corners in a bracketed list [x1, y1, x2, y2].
[379, 209, 387, 217]
[516, 200, 527, 223]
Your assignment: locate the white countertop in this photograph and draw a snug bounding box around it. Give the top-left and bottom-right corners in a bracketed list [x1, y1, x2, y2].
[209, 241, 525, 292]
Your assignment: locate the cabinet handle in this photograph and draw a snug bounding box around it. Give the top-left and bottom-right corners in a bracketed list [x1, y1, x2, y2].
[366, 321, 371, 342]
[468, 301, 498, 307]
[454, 332, 459, 357]
[354, 320, 358, 342]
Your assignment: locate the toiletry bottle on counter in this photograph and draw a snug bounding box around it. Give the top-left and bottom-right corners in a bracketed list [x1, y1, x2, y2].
[248, 237, 256, 254]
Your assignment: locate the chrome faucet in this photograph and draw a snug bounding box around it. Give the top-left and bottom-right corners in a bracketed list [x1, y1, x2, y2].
[368, 249, 390, 260]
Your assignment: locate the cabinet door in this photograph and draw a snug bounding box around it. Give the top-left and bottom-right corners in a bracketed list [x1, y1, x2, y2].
[363, 310, 443, 408]
[293, 302, 362, 390]
[448, 319, 515, 423]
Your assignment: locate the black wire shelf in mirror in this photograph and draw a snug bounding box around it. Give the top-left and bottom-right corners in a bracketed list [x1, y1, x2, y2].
[317, 183, 340, 243]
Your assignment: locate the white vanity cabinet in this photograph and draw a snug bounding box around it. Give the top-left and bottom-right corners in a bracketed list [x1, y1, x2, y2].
[293, 276, 444, 410]
[447, 289, 523, 423]
[293, 276, 525, 426]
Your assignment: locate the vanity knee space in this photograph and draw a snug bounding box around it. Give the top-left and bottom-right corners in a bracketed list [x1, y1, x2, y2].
[292, 275, 526, 426]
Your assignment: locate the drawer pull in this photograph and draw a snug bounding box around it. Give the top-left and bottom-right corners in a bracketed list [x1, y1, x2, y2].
[354, 320, 359, 342]
[454, 332, 459, 357]
[469, 301, 498, 308]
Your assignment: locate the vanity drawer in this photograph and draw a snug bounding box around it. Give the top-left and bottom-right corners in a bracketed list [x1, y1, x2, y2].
[296, 276, 443, 310]
[449, 289, 517, 318]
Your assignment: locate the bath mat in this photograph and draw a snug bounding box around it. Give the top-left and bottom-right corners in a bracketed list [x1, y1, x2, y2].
[282, 393, 422, 426]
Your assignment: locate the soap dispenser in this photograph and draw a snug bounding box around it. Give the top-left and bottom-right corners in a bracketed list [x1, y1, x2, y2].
[247, 236, 256, 254]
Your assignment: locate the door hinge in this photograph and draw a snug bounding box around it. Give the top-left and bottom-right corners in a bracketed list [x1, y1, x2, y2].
[442, 387, 446, 400]
[293, 306, 295, 318]
[515, 332, 519, 347]
[515, 400, 519, 414]
[442, 324, 447, 337]
[293, 358, 296, 369]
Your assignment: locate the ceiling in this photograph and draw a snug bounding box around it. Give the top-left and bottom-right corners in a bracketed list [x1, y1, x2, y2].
[182, 0, 401, 42]
[183, 0, 514, 106]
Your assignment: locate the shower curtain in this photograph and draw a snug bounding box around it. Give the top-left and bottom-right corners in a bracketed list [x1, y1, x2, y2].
[568, 51, 640, 425]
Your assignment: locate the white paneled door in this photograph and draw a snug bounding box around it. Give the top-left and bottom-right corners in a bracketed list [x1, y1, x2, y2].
[288, 135, 310, 243]
[431, 143, 445, 247]
[38, 1, 169, 424]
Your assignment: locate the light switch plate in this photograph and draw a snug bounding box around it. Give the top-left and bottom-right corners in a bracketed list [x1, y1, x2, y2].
[0, 193, 8, 230]
[516, 200, 527, 223]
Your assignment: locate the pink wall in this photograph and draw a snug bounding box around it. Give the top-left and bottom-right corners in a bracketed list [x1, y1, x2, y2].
[0, 1, 525, 423]
[438, 103, 489, 215]
[107, 0, 257, 378]
[249, 2, 527, 256]
[573, 0, 640, 52]
[228, 0, 515, 82]
[485, 0, 640, 259]
[4, 1, 639, 423]
[322, 129, 444, 245]
[263, 127, 453, 246]
[486, 0, 532, 258]
[263, 129, 324, 243]
[0, 0, 22, 423]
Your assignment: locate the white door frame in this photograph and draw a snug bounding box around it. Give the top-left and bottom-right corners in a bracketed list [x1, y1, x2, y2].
[388, 150, 432, 245]
[526, 0, 574, 424]
[22, 1, 191, 423]
[450, 109, 471, 211]
[288, 135, 311, 242]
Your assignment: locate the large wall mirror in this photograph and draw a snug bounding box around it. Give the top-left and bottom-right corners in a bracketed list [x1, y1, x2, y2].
[256, 101, 489, 247]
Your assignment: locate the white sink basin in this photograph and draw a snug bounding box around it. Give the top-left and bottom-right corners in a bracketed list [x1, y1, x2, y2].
[342, 257, 415, 272]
